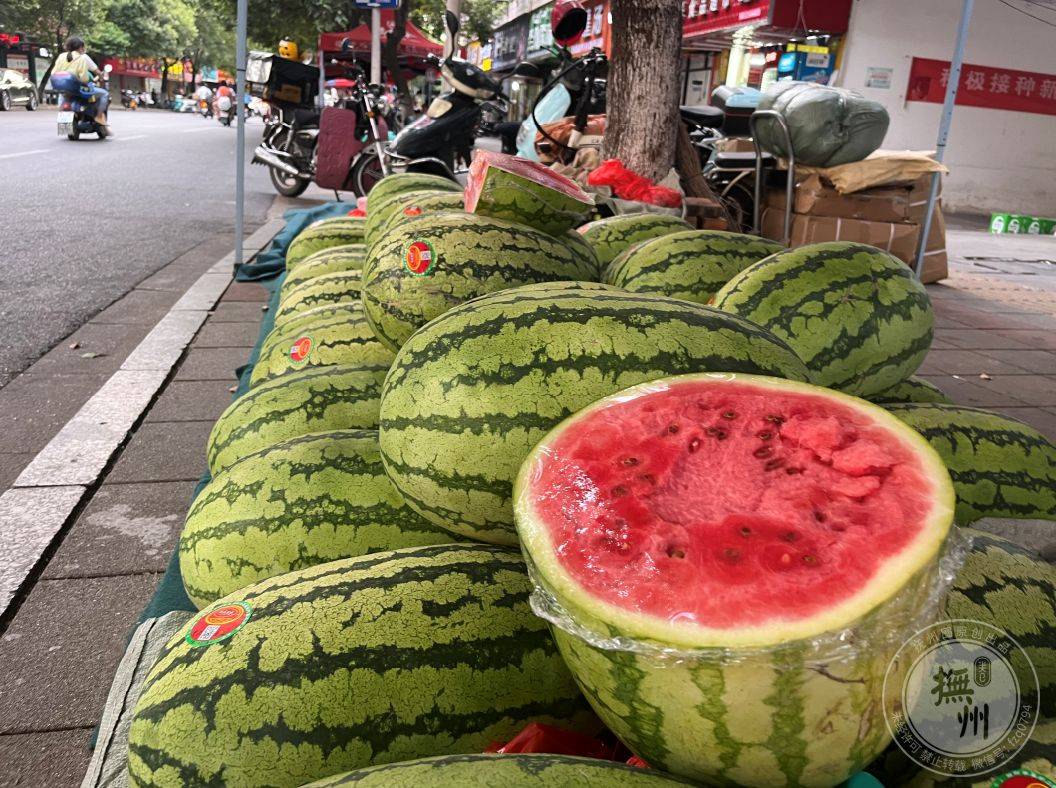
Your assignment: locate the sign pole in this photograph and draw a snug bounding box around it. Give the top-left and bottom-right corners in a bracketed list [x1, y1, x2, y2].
[371, 7, 382, 85]
[234, 0, 247, 271]
[913, 0, 973, 279]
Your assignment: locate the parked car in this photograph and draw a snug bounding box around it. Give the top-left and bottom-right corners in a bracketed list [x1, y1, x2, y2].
[0, 68, 38, 111]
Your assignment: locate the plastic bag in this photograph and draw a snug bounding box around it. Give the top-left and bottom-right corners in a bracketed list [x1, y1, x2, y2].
[755, 81, 890, 168]
[587, 159, 682, 208]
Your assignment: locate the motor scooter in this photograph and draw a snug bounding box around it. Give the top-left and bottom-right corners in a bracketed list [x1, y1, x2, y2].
[121, 89, 138, 110]
[217, 94, 235, 126]
[53, 63, 112, 140]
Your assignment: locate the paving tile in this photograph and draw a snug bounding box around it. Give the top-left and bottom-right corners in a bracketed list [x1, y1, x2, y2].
[106, 421, 212, 483]
[922, 349, 1032, 376]
[0, 574, 160, 733]
[146, 380, 235, 422]
[0, 727, 93, 787]
[219, 281, 269, 302]
[174, 347, 246, 382]
[990, 407, 1056, 439]
[25, 322, 147, 379]
[0, 374, 109, 455]
[933, 329, 1036, 350]
[979, 349, 1056, 375]
[43, 481, 196, 579]
[992, 329, 1056, 351]
[170, 273, 232, 312]
[208, 301, 270, 323]
[119, 309, 208, 373]
[136, 259, 214, 292]
[192, 321, 260, 348]
[0, 453, 32, 490]
[980, 375, 1056, 408]
[972, 518, 1056, 558]
[934, 310, 1050, 331]
[88, 288, 177, 326]
[918, 375, 1030, 409]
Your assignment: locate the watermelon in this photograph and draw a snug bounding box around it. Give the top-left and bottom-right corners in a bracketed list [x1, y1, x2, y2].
[281, 245, 366, 296]
[603, 230, 784, 304]
[514, 372, 955, 787]
[130, 544, 599, 786]
[560, 229, 602, 279]
[181, 430, 462, 607]
[361, 213, 598, 351]
[207, 365, 386, 474]
[886, 404, 1056, 523]
[374, 195, 469, 247]
[287, 217, 366, 268]
[713, 241, 934, 397]
[577, 213, 693, 268]
[365, 188, 465, 249]
[870, 375, 951, 405]
[268, 300, 360, 336]
[302, 753, 695, 787]
[464, 150, 594, 237]
[946, 529, 1055, 719]
[250, 306, 395, 388]
[365, 172, 460, 213]
[378, 282, 811, 544]
[273, 270, 363, 326]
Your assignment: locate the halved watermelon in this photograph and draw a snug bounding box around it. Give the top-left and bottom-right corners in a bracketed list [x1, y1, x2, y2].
[514, 373, 955, 787]
[464, 150, 594, 237]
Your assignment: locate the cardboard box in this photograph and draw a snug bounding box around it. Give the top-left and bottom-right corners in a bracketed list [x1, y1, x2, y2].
[766, 174, 935, 224]
[761, 203, 947, 283]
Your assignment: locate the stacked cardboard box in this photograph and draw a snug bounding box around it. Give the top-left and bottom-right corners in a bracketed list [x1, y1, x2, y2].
[762, 174, 947, 283]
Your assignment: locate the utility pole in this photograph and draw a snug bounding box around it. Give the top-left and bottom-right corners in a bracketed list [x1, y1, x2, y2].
[234, 0, 247, 269]
[370, 7, 382, 85]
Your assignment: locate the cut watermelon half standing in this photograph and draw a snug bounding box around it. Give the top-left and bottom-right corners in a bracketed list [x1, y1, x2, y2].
[514, 373, 956, 786]
[464, 150, 594, 237]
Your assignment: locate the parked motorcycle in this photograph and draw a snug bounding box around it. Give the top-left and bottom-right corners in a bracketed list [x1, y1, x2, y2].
[120, 89, 138, 110]
[53, 63, 112, 140]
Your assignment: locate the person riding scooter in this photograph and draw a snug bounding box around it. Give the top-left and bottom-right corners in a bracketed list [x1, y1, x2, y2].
[51, 36, 110, 135]
[214, 80, 235, 125]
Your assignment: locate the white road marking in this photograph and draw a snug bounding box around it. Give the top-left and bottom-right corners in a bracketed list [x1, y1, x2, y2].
[182, 126, 219, 133]
[0, 148, 47, 160]
[116, 134, 147, 141]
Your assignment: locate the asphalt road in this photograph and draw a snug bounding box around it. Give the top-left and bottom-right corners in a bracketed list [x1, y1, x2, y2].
[0, 106, 275, 385]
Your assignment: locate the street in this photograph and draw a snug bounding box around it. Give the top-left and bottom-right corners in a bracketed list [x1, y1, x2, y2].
[0, 107, 274, 385]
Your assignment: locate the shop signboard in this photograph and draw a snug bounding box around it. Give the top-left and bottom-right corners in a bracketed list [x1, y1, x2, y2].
[570, 0, 610, 57]
[908, 57, 1056, 117]
[682, 0, 850, 40]
[683, 0, 771, 38]
[491, 15, 530, 72]
[526, 4, 555, 61]
[865, 66, 893, 89]
[5, 54, 29, 74]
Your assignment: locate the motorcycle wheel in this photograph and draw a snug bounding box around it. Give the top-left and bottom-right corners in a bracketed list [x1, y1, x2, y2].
[269, 166, 311, 197]
[351, 152, 386, 197]
[68, 126, 80, 141]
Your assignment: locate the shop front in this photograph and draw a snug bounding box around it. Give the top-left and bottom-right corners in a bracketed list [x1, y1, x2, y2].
[0, 32, 50, 88]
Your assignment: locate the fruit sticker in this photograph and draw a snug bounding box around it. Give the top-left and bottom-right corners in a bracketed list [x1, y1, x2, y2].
[289, 335, 313, 366]
[990, 771, 1056, 788]
[404, 206, 423, 217]
[405, 240, 436, 276]
[186, 602, 252, 647]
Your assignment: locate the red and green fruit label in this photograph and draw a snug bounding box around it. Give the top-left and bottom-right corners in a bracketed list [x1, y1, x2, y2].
[990, 771, 1056, 788]
[289, 335, 313, 365]
[405, 240, 436, 276]
[186, 602, 252, 647]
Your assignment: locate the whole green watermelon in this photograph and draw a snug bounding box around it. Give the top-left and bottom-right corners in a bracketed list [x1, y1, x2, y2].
[365, 172, 460, 213]
[577, 213, 692, 268]
[365, 189, 465, 249]
[286, 217, 365, 268]
[281, 245, 366, 297]
[273, 270, 362, 326]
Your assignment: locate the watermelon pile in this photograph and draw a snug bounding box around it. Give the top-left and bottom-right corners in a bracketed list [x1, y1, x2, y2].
[123, 162, 1056, 788]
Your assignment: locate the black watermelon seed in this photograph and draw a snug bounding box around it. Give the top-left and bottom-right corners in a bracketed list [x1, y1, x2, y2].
[754, 446, 773, 459]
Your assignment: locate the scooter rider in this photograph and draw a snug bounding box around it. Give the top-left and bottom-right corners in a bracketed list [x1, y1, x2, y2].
[51, 36, 110, 134]
[214, 79, 234, 120]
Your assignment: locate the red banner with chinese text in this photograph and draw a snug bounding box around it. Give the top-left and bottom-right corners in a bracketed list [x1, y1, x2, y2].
[907, 57, 1056, 117]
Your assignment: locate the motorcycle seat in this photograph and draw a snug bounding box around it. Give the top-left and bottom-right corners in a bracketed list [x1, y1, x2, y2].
[680, 105, 724, 129]
[293, 109, 320, 129]
[713, 150, 776, 169]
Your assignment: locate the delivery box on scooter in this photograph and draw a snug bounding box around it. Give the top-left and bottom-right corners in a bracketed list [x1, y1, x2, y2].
[246, 51, 319, 109]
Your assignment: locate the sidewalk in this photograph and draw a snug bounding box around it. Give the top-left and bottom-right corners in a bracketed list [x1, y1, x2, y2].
[0, 213, 1053, 785]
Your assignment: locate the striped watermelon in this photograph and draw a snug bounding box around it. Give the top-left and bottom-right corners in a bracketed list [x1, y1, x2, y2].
[373, 193, 468, 246]
[250, 306, 394, 388]
[378, 282, 811, 544]
[870, 376, 951, 405]
[281, 245, 366, 297]
[130, 544, 599, 786]
[514, 373, 955, 787]
[603, 230, 783, 304]
[268, 300, 360, 335]
[303, 754, 695, 787]
[946, 529, 1055, 719]
[361, 213, 598, 351]
[464, 150, 594, 236]
[365, 189, 464, 249]
[287, 217, 366, 268]
[274, 270, 362, 326]
[561, 229, 602, 279]
[365, 172, 460, 213]
[578, 213, 693, 268]
[180, 430, 462, 607]
[886, 404, 1056, 523]
[207, 365, 386, 474]
[713, 241, 934, 397]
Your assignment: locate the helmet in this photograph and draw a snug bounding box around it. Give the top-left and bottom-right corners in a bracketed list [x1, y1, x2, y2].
[278, 38, 299, 60]
[551, 0, 588, 47]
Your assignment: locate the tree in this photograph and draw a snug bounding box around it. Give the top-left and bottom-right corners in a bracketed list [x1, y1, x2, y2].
[602, 0, 683, 181]
[3, 0, 112, 89]
[381, 0, 413, 112]
[411, 0, 500, 43]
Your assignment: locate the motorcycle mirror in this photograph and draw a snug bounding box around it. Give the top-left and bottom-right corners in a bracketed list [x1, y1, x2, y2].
[103, 63, 114, 73]
[444, 10, 460, 38]
[552, 0, 588, 46]
[512, 61, 544, 79]
[341, 37, 353, 52]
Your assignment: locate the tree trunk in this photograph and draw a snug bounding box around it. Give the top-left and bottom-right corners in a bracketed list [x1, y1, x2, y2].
[601, 0, 683, 182]
[381, 0, 412, 112]
[160, 58, 173, 100]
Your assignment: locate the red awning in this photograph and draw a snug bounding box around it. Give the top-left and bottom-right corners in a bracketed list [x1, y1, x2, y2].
[319, 12, 443, 59]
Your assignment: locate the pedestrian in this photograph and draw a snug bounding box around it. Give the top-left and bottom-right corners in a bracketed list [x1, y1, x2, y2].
[151, 88, 158, 105]
[51, 36, 110, 133]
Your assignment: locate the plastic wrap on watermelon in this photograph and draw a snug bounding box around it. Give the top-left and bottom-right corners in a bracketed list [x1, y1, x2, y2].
[512, 372, 972, 788]
[464, 149, 594, 237]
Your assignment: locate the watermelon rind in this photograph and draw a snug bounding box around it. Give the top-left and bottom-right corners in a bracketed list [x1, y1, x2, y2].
[361, 212, 598, 351]
[578, 213, 693, 268]
[602, 230, 784, 304]
[365, 172, 460, 213]
[713, 241, 934, 397]
[273, 270, 362, 326]
[281, 245, 366, 297]
[301, 753, 696, 787]
[378, 282, 812, 544]
[869, 375, 951, 405]
[130, 544, 599, 787]
[886, 403, 1056, 523]
[286, 217, 365, 268]
[366, 189, 465, 249]
[207, 364, 387, 474]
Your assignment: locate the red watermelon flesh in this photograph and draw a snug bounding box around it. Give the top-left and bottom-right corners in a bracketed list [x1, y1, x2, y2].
[517, 374, 955, 647]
